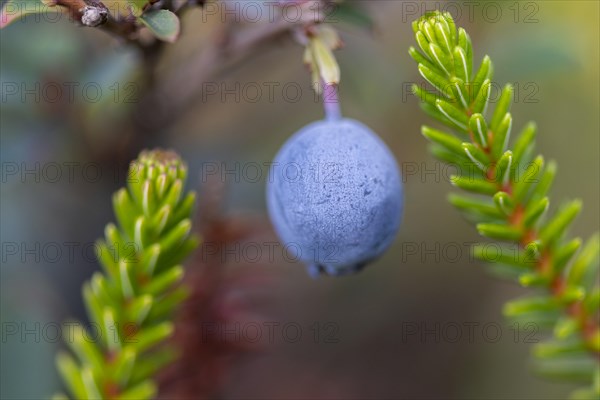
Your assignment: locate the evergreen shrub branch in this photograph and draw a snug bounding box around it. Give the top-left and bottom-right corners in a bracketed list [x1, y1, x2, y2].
[409, 11, 599, 398]
[55, 149, 199, 400]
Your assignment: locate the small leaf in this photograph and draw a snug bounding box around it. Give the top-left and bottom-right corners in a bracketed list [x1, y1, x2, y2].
[418, 64, 452, 98]
[161, 236, 200, 270]
[138, 10, 180, 43]
[539, 200, 582, 246]
[141, 179, 155, 217]
[453, 46, 469, 82]
[147, 287, 189, 321]
[490, 84, 514, 132]
[450, 77, 469, 109]
[113, 348, 136, 387]
[567, 233, 599, 286]
[142, 265, 184, 296]
[114, 188, 138, 239]
[470, 56, 493, 104]
[523, 197, 549, 227]
[105, 223, 126, 254]
[450, 175, 497, 195]
[448, 193, 503, 219]
[412, 83, 442, 108]
[309, 36, 340, 85]
[429, 42, 453, 75]
[56, 352, 87, 399]
[429, 144, 472, 167]
[533, 338, 587, 359]
[495, 151, 513, 186]
[128, 295, 153, 325]
[415, 31, 434, 61]
[316, 25, 342, 50]
[586, 329, 600, 353]
[91, 272, 116, 308]
[420, 102, 451, 127]
[473, 245, 533, 268]
[134, 216, 149, 250]
[493, 191, 514, 216]
[457, 28, 473, 79]
[519, 272, 550, 287]
[170, 191, 196, 228]
[436, 99, 469, 131]
[118, 380, 157, 400]
[151, 205, 171, 235]
[408, 46, 437, 72]
[158, 219, 192, 253]
[128, 161, 146, 206]
[559, 286, 585, 303]
[477, 223, 523, 241]
[441, 12, 457, 45]
[472, 79, 491, 115]
[504, 295, 558, 316]
[66, 325, 104, 373]
[155, 174, 168, 200]
[130, 348, 177, 384]
[141, 243, 161, 276]
[161, 179, 182, 208]
[95, 240, 119, 279]
[130, 322, 173, 353]
[533, 356, 597, 381]
[433, 21, 453, 54]
[512, 122, 537, 173]
[513, 155, 544, 203]
[82, 285, 106, 337]
[583, 288, 600, 315]
[421, 125, 465, 155]
[554, 317, 580, 339]
[490, 112, 512, 160]
[82, 367, 102, 399]
[553, 238, 582, 273]
[103, 308, 121, 352]
[119, 260, 136, 299]
[420, 20, 436, 43]
[468, 113, 489, 148]
[462, 142, 489, 171]
[530, 160, 557, 202]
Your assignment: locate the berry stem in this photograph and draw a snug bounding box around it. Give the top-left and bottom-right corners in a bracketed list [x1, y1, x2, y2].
[323, 82, 342, 121]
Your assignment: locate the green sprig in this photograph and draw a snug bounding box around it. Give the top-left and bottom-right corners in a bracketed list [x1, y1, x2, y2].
[410, 11, 599, 399]
[56, 149, 199, 399]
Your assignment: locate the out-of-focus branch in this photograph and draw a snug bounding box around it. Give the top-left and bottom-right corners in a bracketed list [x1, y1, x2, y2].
[134, 7, 322, 133]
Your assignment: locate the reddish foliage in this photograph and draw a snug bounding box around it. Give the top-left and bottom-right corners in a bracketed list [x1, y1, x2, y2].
[158, 182, 278, 398]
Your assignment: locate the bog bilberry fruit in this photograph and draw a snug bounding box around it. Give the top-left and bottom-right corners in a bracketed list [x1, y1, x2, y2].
[267, 117, 403, 277]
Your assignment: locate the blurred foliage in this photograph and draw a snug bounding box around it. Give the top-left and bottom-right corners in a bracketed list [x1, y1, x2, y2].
[55, 150, 198, 399]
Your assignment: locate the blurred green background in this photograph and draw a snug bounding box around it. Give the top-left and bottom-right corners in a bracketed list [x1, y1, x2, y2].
[1, 1, 598, 398]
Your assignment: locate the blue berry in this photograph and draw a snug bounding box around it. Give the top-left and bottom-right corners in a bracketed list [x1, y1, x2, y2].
[267, 118, 403, 276]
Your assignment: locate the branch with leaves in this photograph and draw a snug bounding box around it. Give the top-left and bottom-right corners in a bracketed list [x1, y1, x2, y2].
[0, 0, 188, 43]
[55, 150, 199, 399]
[0, 0, 370, 156]
[408, 11, 599, 399]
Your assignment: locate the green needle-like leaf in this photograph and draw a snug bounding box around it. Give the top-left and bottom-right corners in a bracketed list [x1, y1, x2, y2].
[55, 150, 198, 399]
[422, 126, 465, 154]
[409, 11, 599, 396]
[490, 84, 514, 132]
[539, 200, 582, 246]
